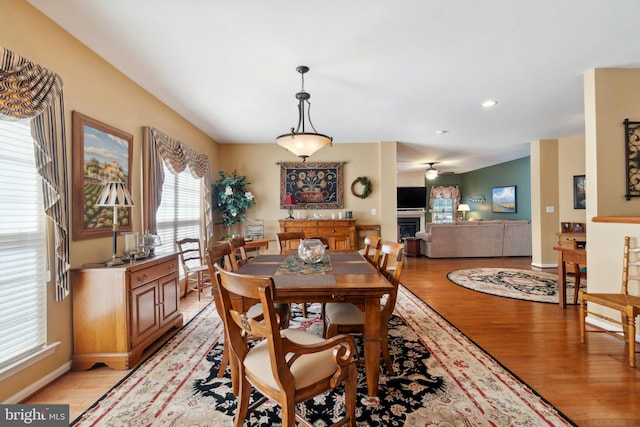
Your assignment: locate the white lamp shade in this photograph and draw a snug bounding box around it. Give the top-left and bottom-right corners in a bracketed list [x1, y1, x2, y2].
[457, 204, 470, 212]
[276, 132, 332, 159]
[96, 182, 135, 207]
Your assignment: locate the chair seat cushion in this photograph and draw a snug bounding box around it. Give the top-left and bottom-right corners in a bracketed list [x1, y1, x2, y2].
[324, 302, 364, 325]
[244, 328, 339, 390]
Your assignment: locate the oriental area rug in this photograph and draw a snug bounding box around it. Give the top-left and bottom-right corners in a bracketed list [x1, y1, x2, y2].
[447, 268, 586, 304]
[72, 286, 575, 426]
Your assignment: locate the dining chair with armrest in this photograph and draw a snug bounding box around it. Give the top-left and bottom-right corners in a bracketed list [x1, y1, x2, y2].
[176, 237, 212, 300]
[215, 266, 357, 427]
[322, 240, 405, 375]
[206, 243, 290, 379]
[579, 236, 640, 367]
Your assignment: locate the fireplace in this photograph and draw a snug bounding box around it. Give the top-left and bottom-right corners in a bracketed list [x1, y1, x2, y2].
[397, 217, 421, 240]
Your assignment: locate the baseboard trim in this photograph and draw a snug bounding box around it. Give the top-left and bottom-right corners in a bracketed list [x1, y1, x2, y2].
[531, 262, 557, 268]
[5, 361, 71, 404]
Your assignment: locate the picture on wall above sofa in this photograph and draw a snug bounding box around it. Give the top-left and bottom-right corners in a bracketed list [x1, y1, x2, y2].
[492, 185, 517, 213]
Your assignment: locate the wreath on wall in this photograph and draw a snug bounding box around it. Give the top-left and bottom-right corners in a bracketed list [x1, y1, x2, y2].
[351, 176, 372, 199]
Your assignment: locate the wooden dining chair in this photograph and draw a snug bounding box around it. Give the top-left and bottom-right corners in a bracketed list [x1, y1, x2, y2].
[206, 242, 290, 378]
[215, 266, 357, 427]
[361, 235, 382, 267]
[228, 237, 249, 270]
[276, 230, 309, 317]
[276, 231, 306, 252]
[176, 237, 212, 300]
[309, 236, 330, 247]
[322, 241, 405, 375]
[579, 236, 640, 367]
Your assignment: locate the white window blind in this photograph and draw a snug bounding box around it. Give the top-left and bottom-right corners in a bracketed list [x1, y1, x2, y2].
[0, 120, 47, 369]
[156, 163, 202, 267]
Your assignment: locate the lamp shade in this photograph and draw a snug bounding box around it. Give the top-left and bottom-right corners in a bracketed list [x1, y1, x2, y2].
[283, 194, 297, 207]
[457, 204, 470, 212]
[96, 182, 135, 207]
[276, 133, 332, 161]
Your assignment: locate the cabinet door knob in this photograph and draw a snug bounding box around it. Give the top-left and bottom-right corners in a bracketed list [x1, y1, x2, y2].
[332, 229, 336, 233]
[136, 273, 148, 282]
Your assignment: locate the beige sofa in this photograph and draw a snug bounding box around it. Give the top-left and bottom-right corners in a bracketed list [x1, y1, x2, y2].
[414, 220, 532, 258]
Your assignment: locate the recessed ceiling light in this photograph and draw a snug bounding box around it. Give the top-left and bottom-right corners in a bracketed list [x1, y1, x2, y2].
[435, 130, 448, 134]
[482, 100, 498, 108]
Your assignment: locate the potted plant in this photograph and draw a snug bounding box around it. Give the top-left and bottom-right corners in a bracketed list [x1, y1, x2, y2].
[213, 170, 256, 238]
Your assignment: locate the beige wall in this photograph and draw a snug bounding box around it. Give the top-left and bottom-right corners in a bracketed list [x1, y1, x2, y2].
[216, 142, 390, 250]
[1, 2, 219, 402]
[530, 139, 559, 267]
[557, 135, 587, 224]
[584, 69, 640, 326]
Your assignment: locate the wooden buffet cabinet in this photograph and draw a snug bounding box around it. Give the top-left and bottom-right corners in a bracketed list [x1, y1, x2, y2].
[279, 219, 357, 250]
[71, 253, 183, 370]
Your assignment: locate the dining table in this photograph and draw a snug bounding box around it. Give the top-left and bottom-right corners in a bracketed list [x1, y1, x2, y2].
[235, 249, 394, 397]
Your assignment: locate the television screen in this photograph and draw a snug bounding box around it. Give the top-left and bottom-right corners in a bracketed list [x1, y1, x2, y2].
[397, 187, 427, 209]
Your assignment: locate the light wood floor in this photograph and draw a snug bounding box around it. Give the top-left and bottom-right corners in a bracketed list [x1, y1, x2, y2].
[23, 256, 640, 425]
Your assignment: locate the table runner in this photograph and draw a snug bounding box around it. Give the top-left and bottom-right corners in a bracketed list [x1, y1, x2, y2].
[277, 255, 332, 274]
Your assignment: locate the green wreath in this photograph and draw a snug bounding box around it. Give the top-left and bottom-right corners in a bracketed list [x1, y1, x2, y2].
[351, 176, 372, 199]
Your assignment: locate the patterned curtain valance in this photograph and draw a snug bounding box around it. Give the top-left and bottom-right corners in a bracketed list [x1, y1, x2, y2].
[150, 127, 209, 178]
[429, 185, 460, 208]
[143, 127, 213, 240]
[0, 47, 70, 301]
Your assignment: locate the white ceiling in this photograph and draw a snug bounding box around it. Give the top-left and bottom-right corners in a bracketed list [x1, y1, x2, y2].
[28, 0, 640, 173]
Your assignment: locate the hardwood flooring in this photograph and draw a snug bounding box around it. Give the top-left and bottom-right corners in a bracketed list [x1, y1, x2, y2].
[23, 256, 640, 425]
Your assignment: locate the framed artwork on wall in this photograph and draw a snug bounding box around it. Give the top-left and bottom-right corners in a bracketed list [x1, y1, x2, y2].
[72, 111, 133, 240]
[278, 161, 345, 209]
[491, 185, 517, 213]
[573, 175, 586, 209]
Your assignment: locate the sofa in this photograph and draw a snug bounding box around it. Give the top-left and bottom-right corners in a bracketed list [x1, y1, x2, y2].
[414, 220, 532, 258]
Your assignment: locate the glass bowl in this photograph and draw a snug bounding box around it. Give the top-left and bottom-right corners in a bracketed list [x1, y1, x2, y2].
[297, 239, 326, 264]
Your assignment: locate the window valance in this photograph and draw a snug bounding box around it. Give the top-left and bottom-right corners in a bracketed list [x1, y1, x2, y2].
[429, 185, 460, 208]
[0, 47, 70, 301]
[143, 127, 213, 239]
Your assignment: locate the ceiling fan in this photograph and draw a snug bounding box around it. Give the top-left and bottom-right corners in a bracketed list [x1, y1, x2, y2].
[424, 162, 440, 180]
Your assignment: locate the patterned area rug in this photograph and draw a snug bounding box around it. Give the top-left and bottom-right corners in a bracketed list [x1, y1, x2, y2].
[72, 286, 575, 426]
[447, 268, 586, 304]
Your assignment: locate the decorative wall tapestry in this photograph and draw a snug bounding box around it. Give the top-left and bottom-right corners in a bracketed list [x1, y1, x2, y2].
[279, 162, 345, 209]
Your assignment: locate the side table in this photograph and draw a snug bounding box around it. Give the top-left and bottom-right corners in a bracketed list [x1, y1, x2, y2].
[403, 237, 419, 257]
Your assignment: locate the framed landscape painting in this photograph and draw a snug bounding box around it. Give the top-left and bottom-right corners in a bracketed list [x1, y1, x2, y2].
[72, 111, 133, 240]
[491, 185, 517, 213]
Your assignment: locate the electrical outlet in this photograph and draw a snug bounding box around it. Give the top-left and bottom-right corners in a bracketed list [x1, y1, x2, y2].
[371, 208, 377, 216]
[545, 206, 554, 213]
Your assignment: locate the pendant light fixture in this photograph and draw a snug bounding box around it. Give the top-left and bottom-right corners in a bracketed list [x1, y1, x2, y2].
[276, 65, 332, 162]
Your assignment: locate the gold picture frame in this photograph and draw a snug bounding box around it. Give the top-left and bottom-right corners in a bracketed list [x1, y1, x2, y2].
[72, 111, 133, 240]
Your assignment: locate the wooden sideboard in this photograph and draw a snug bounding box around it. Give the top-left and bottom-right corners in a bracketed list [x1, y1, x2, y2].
[71, 253, 183, 370]
[279, 219, 357, 250]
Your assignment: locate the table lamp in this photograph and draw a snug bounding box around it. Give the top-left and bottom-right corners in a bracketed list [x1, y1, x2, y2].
[96, 181, 135, 266]
[457, 203, 470, 221]
[283, 194, 297, 220]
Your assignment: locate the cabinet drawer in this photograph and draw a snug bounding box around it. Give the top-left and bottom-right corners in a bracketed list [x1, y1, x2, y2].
[129, 261, 178, 289]
[317, 226, 350, 237]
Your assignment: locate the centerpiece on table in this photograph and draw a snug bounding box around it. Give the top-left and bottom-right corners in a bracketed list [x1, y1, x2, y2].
[213, 170, 255, 239]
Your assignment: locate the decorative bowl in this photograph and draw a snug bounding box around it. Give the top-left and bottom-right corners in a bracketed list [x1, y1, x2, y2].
[297, 239, 326, 264]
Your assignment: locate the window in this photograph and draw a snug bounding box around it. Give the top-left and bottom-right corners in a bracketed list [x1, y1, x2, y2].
[432, 198, 454, 223]
[156, 163, 202, 271]
[0, 120, 47, 369]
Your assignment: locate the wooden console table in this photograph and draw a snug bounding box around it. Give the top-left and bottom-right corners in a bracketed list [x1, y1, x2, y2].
[279, 219, 357, 250]
[71, 253, 183, 370]
[553, 246, 587, 309]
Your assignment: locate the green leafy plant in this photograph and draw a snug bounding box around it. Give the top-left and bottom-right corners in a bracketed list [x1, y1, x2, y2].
[213, 170, 256, 228]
